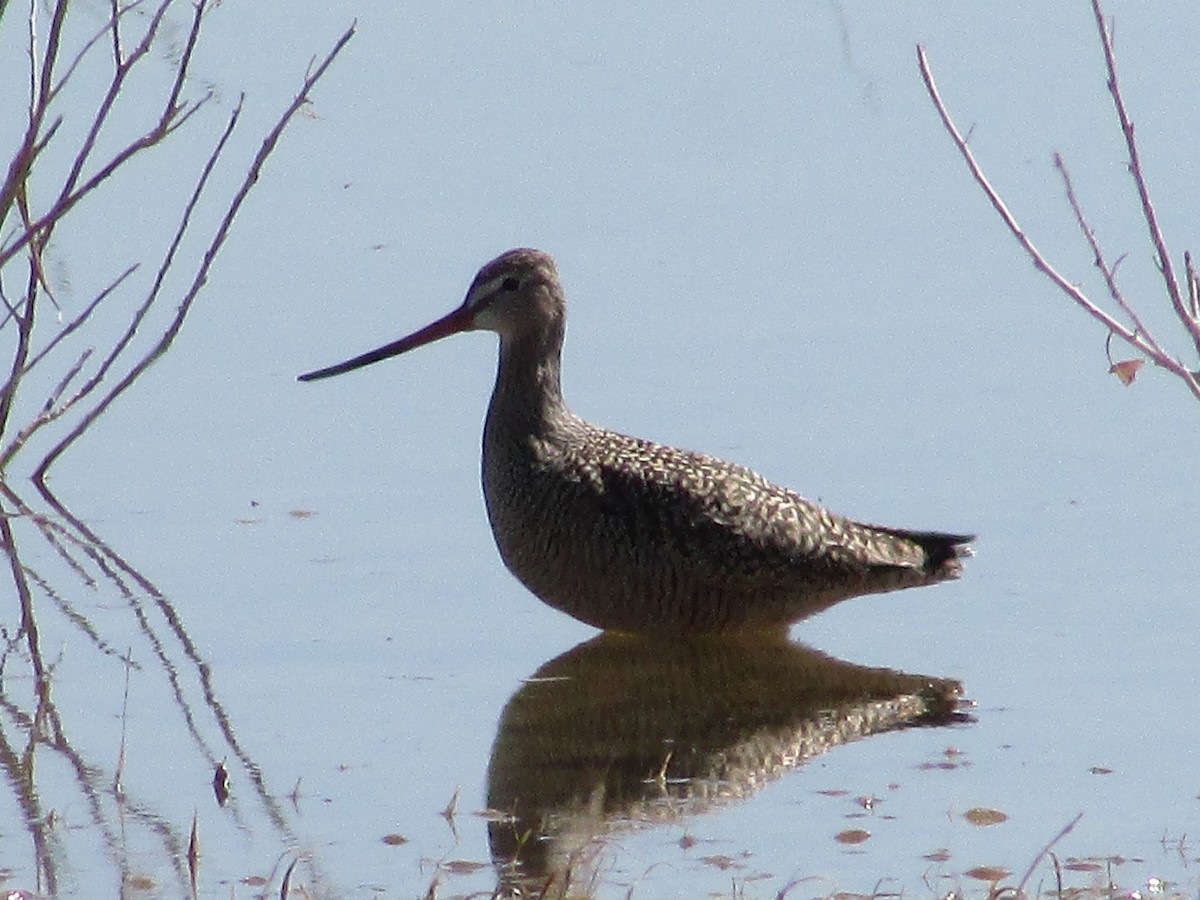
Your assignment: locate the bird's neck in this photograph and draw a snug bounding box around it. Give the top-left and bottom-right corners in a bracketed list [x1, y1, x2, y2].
[485, 330, 569, 439]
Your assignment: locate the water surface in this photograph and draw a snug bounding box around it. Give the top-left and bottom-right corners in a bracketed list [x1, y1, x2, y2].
[2, 2, 1198, 897]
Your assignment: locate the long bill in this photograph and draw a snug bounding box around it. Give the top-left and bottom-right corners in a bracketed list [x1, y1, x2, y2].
[298, 304, 476, 382]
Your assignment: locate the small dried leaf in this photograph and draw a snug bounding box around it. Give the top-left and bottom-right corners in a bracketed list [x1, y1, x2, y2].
[440, 860, 486, 875]
[964, 807, 1008, 826]
[281, 856, 300, 899]
[1089, 766, 1113, 775]
[964, 866, 1009, 882]
[188, 812, 200, 886]
[679, 833, 697, 850]
[382, 833, 408, 846]
[213, 762, 230, 806]
[1109, 359, 1144, 385]
[835, 829, 871, 845]
[700, 854, 743, 871]
[923, 848, 951, 863]
[441, 786, 460, 821]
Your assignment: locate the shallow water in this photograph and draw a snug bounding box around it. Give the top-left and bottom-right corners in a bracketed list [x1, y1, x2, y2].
[2, 2, 1199, 898]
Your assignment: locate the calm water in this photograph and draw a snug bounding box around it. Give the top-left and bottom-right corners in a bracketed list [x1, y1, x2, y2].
[2, 2, 1198, 897]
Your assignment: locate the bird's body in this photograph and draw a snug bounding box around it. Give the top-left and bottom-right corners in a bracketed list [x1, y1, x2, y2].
[301, 248, 972, 633]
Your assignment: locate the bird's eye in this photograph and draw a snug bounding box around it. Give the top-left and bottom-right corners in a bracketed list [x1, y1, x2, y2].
[501, 276, 520, 292]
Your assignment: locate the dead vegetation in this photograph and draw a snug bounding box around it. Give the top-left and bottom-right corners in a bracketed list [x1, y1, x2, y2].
[917, 0, 1200, 402]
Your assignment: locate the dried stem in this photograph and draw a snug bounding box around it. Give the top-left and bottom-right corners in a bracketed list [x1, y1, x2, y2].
[1053, 153, 1156, 350]
[916, 40, 1200, 402]
[14, 97, 247, 474]
[1015, 812, 1084, 896]
[1186, 251, 1199, 321]
[1088, 0, 1200, 357]
[21, 265, 138, 372]
[1, 3, 355, 476]
[32, 23, 357, 480]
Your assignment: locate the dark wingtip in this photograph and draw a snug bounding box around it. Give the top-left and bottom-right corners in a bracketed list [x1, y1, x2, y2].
[920, 531, 976, 576]
[867, 525, 975, 579]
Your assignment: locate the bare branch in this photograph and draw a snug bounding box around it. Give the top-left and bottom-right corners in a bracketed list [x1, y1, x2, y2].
[109, 0, 122, 63]
[10, 100, 245, 475]
[48, 2, 146, 102]
[0, 0, 184, 270]
[1015, 813, 1084, 896]
[55, 0, 179, 222]
[1186, 252, 1199, 321]
[1053, 152, 1157, 350]
[15, 181, 58, 312]
[0, 345, 95, 472]
[0, 0, 67, 228]
[165, 0, 207, 123]
[36, 1, 71, 112]
[1088, 0, 1200, 357]
[0, 110, 186, 269]
[3, 6, 355, 475]
[23, 264, 138, 372]
[41, 348, 92, 414]
[916, 44, 1200, 401]
[33, 23, 357, 480]
[0, 259, 40, 440]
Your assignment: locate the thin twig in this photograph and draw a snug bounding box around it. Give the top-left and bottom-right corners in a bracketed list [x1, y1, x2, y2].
[113, 646, 132, 796]
[916, 44, 1200, 402]
[0, 0, 65, 224]
[0, 267, 136, 467]
[0, 260, 41, 440]
[187, 811, 199, 895]
[108, 0, 121, 63]
[21, 264, 138, 371]
[280, 854, 300, 900]
[164, 0, 206, 124]
[48, 1, 146, 101]
[1088, 0, 1200, 357]
[36, 1, 70, 117]
[0, 0, 187, 271]
[24, 98, 244, 476]
[1015, 812, 1083, 896]
[63, 0, 178, 210]
[1186, 251, 1199, 321]
[32, 23, 356, 480]
[1054, 152, 1158, 350]
[15, 183, 57, 312]
[40, 348, 92, 414]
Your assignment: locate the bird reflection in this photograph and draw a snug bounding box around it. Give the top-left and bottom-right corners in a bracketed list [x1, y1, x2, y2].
[486, 632, 969, 897]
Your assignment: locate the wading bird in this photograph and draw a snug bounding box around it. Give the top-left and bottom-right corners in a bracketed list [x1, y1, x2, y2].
[300, 249, 972, 633]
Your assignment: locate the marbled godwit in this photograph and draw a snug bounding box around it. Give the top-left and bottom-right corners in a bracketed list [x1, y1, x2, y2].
[300, 249, 972, 632]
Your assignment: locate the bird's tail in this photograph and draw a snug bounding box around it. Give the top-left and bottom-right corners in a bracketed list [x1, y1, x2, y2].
[879, 527, 975, 579]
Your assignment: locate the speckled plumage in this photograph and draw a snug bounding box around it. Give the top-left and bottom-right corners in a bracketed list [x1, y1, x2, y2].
[301, 248, 973, 633]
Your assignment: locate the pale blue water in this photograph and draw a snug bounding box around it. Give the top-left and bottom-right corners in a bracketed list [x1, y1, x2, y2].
[2, 2, 1198, 897]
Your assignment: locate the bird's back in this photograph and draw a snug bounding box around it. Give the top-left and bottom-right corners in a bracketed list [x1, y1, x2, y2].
[482, 414, 970, 633]
[299, 247, 971, 633]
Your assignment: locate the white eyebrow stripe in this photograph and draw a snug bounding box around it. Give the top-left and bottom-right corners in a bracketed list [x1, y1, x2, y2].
[467, 273, 514, 308]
